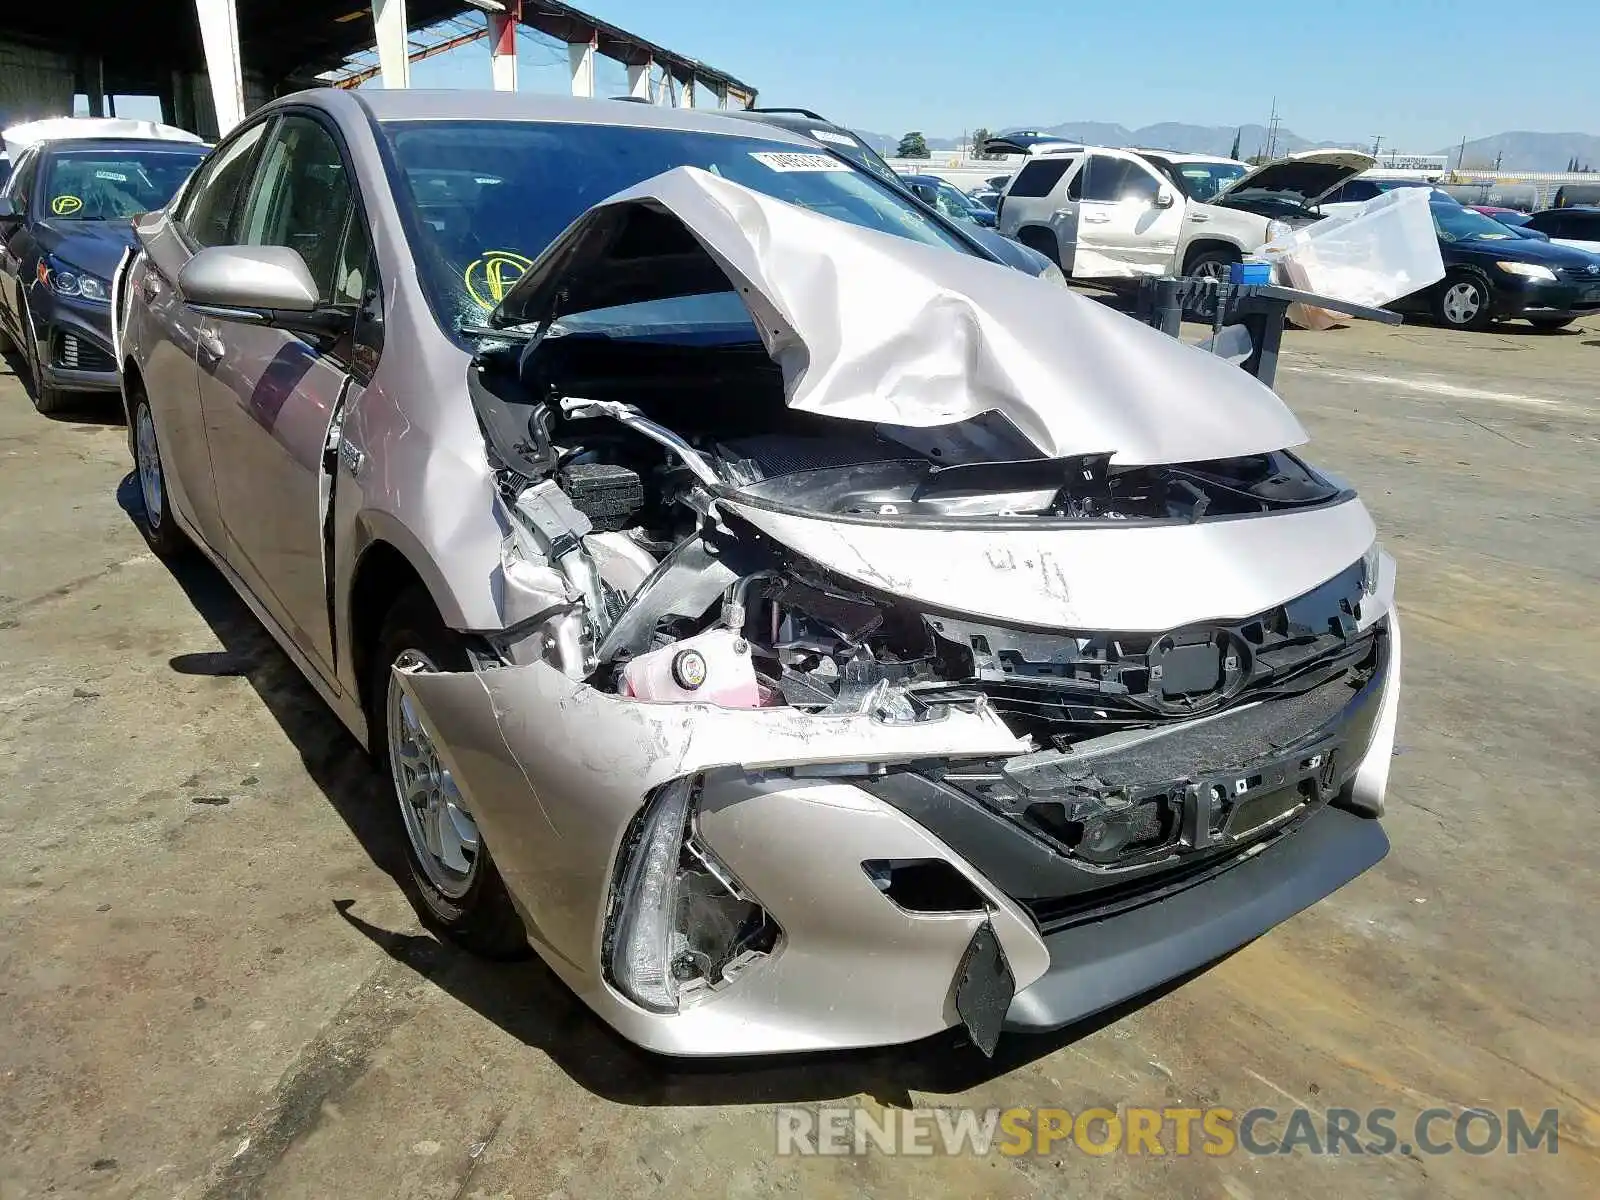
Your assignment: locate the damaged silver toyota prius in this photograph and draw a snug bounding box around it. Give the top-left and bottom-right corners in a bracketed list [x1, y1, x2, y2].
[116, 89, 1399, 1057]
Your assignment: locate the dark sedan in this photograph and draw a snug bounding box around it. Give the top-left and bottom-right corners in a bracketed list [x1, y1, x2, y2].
[1391, 202, 1600, 331]
[0, 136, 209, 412]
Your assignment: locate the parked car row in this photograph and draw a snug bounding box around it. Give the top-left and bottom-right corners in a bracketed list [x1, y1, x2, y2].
[5, 91, 1401, 1061]
[0, 120, 209, 413]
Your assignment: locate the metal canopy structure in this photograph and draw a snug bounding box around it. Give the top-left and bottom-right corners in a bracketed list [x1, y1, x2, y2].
[1, 0, 756, 137]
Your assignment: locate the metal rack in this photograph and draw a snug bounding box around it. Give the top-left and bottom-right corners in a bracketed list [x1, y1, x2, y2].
[1135, 276, 1401, 387]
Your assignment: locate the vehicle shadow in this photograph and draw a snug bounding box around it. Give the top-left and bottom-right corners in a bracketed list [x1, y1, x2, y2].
[1, 346, 127, 425]
[120, 470, 1211, 1105]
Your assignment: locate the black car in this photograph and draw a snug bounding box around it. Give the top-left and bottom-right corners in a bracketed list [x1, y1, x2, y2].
[723, 108, 1059, 279]
[1390, 202, 1600, 331]
[0, 136, 209, 413]
[1521, 206, 1600, 254]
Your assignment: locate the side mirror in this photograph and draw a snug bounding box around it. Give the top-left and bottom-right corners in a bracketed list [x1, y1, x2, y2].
[179, 244, 319, 316]
[1154, 189, 1176, 210]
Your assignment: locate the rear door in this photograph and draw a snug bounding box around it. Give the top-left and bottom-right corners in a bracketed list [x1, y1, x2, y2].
[198, 111, 375, 683]
[1072, 152, 1185, 277]
[998, 155, 1078, 266]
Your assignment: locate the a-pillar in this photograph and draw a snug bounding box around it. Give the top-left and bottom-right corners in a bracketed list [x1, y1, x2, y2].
[489, 0, 519, 91]
[567, 31, 596, 97]
[625, 57, 651, 100]
[372, 0, 410, 89]
[193, 0, 245, 135]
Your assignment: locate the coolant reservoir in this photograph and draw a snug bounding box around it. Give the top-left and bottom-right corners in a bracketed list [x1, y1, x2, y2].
[621, 629, 760, 708]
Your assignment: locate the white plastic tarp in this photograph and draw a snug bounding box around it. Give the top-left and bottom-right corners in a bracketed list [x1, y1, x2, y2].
[1257, 187, 1444, 327]
[2, 118, 205, 153]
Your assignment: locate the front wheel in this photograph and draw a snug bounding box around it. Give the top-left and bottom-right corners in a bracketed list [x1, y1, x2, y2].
[1528, 317, 1575, 331]
[130, 394, 189, 558]
[370, 586, 528, 959]
[1432, 273, 1494, 330]
[21, 298, 68, 415]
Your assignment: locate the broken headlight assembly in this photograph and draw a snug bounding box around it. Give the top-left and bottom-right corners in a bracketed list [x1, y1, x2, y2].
[604, 776, 780, 1013]
[1361, 540, 1382, 597]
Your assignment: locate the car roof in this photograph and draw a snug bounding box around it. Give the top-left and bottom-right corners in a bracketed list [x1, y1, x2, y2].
[36, 137, 210, 153]
[348, 88, 812, 145]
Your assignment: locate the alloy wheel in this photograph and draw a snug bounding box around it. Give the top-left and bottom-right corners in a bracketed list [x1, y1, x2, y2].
[388, 650, 481, 899]
[134, 405, 165, 529]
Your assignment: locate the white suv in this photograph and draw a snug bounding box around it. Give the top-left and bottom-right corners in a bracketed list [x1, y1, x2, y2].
[990, 139, 1373, 281]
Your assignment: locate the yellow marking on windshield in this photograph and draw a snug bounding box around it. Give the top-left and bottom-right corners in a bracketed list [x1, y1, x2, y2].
[51, 195, 83, 216]
[464, 250, 534, 308]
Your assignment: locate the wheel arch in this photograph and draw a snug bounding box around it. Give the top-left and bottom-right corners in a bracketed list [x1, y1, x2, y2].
[1182, 238, 1246, 273]
[345, 522, 469, 730]
[1014, 224, 1061, 266]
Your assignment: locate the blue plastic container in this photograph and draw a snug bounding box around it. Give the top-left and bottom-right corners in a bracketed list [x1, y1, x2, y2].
[1229, 260, 1273, 285]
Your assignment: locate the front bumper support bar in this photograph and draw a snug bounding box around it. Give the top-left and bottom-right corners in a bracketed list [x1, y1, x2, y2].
[1005, 804, 1388, 1031]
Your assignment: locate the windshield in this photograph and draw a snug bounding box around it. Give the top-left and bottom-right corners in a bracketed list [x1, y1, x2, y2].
[381, 119, 969, 332]
[1171, 161, 1247, 201]
[40, 146, 208, 220]
[1432, 204, 1520, 242]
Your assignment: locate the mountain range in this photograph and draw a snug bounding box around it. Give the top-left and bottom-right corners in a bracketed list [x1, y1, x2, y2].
[856, 122, 1600, 172]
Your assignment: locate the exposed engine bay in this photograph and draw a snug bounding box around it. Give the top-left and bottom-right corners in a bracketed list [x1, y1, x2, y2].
[468, 319, 1383, 879]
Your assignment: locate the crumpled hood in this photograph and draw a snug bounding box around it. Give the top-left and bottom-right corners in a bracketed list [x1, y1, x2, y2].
[35, 219, 136, 281]
[496, 166, 1307, 465]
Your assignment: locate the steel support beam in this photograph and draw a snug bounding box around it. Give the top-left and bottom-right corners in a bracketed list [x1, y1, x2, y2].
[567, 31, 596, 98]
[372, 0, 411, 89]
[626, 58, 651, 99]
[488, 0, 519, 91]
[193, 0, 245, 134]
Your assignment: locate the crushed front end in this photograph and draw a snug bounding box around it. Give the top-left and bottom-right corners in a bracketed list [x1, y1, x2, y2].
[397, 168, 1397, 1056]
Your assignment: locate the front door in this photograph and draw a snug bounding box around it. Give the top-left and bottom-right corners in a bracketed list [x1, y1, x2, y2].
[1073, 153, 1186, 278]
[197, 113, 373, 683]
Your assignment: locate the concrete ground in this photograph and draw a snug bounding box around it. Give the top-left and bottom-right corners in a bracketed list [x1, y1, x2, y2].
[1, 311, 1597, 1199]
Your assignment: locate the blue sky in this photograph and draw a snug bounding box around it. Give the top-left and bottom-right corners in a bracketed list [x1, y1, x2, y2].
[398, 0, 1597, 148]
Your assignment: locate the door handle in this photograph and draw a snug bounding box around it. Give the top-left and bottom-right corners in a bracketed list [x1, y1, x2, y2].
[198, 322, 225, 362]
[1082, 213, 1111, 224]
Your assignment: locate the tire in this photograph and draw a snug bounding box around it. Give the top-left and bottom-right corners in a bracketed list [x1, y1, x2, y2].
[369, 585, 529, 959]
[1431, 272, 1494, 331]
[129, 393, 190, 559]
[20, 296, 68, 416]
[1528, 317, 1575, 331]
[1185, 247, 1240, 281]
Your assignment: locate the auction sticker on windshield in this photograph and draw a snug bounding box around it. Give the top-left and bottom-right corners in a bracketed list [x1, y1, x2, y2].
[464, 250, 534, 308]
[749, 151, 850, 172]
[51, 195, 83, 215]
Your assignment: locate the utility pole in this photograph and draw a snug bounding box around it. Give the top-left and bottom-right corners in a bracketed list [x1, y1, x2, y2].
[1371, 134, 1383, 161]
[1457, 136, 1467, 171]
[1263, 98, 1281, 160]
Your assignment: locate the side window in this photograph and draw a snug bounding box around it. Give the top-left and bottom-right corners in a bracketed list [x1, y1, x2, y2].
[1572, 213, 1600, 240]
[1080, 156, 1137, 203]
[1531, 213, 1566, 237]
[1120, 164, 1162, 205]
[1009, 158, 1073, 198]
[182, 121, 270, 248]
[237, 115, 360, 305]
[6, 150, 40, 214]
